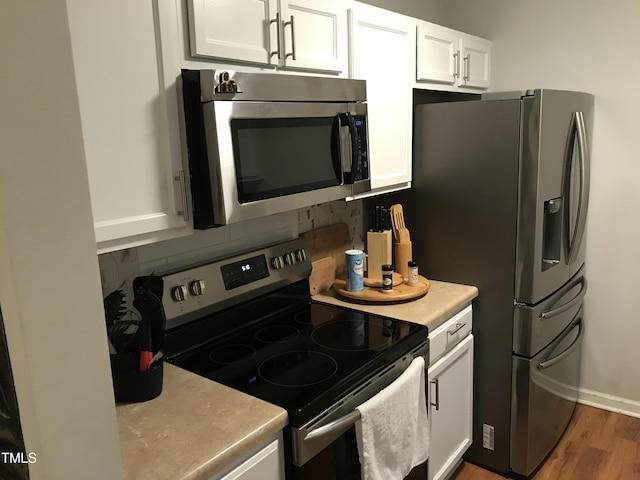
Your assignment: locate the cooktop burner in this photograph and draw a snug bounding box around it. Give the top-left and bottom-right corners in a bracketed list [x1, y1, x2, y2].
[255, 325, 300, 343]
[259, 351, 338, 387]
[312, 318, 393, 351]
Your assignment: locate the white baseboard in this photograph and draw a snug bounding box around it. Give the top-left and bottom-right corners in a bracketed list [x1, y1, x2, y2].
[578, 387, 640, 419]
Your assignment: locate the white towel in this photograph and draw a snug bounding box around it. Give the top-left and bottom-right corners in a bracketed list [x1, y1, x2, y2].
[355, 356, 429, 480]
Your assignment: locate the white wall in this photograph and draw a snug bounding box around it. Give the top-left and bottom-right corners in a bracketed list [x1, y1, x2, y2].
[359, 0, 445, 23]
[0, 1, 123, 478]
[444, 0, 640, 415]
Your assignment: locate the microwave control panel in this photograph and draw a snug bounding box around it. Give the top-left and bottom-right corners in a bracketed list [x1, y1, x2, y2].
[353, 115, 369, 181]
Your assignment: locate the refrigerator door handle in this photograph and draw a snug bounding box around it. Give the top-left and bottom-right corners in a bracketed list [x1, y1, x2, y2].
[540, 277, 587, 320]
[538, 318, 584, 370]
[564, 111, 591, 265]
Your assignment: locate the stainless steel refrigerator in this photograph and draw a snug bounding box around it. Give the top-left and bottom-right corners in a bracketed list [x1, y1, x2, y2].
[392, 89, 593, 476]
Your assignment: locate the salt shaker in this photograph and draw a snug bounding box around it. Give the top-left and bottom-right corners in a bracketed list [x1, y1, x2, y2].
[407, 261, 419, 286]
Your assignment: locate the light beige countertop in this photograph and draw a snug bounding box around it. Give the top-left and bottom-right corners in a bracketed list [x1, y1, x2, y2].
[312, 279, 478, 331]
[116, 363, 288, 480]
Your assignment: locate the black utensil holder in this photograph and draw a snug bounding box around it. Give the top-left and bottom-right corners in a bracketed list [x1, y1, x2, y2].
[110, 353, 163, 403]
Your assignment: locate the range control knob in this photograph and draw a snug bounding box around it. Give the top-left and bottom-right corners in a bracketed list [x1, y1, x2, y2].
[271, 256, 285, 269]
[171, 285, 188, 302]
[294, 249, 307, 262]
[189, 279, 205, 296]
[284, 252, 296, 266]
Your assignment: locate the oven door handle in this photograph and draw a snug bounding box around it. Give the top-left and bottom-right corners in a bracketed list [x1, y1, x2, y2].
[303, 410, 361, 442]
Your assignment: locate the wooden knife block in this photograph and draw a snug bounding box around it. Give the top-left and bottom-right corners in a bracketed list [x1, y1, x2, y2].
[366, 230, 392, 279]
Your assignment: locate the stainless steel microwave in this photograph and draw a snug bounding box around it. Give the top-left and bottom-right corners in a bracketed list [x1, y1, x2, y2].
[181, 69, 370, 229]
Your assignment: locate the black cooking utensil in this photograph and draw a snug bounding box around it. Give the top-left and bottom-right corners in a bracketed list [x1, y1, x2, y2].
[103, 289, 126, 326]
[132, 275, 166, 354]
[104, 289, 130, 353]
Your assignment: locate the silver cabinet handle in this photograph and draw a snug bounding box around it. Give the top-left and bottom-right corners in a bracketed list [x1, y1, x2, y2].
[430, 379, 440, 411]
[540, 277, 587, 320]
[270, 13, 282, 59]
[284, 15, 296, 60]
[453, 50, 460, 79]
[463, 54, 470, 81]
[565, 111, 590, 265]
[174, 171, 189, 222]
[447, 322, 467, 336]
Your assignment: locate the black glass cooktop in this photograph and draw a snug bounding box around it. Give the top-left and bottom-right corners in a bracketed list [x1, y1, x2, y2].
[166, 282, 428, 426]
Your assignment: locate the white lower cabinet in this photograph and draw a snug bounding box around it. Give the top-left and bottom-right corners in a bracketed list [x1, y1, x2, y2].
[428, 307, 474, 480]
[214, 436, 284, 480]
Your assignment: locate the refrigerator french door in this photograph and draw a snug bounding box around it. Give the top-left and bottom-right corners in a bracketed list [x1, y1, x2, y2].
[389, 89, 594, 476]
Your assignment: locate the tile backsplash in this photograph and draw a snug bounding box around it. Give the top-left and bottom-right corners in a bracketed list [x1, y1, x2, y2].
[98, 199, 364, 299]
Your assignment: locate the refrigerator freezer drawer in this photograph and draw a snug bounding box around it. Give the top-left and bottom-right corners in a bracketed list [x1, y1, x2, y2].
[513, 268, 586, 357]
[510, 313, 583, 477]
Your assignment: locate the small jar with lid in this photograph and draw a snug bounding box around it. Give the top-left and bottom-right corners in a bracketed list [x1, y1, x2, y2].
[381, 264, 394, 292]
[407, 261, 419, 286]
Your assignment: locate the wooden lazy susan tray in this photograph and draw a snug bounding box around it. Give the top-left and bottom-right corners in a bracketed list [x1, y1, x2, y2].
[332, 275, 430, 303]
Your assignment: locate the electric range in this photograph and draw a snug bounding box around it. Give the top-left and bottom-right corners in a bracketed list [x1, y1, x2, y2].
[161, 238, 429, 478]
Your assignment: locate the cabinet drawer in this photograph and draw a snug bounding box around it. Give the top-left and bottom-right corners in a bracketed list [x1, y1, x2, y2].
[216, 437, 284, 480]
[429, 305, 472, 364]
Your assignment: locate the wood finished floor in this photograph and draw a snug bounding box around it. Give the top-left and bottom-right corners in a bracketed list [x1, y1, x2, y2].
[451, 404, 640, 480]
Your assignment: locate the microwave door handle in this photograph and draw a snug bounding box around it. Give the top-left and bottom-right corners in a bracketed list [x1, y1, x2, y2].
[331, 115, 345, 184]
[339, 112, 359, 184]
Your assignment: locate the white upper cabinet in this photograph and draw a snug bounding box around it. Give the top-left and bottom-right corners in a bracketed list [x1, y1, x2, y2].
[349, 3, 414, 196]
[417, 22, 491, 91]
[66, 0, 189, 253]
[187, 0, 348, 74]
[188, 0, 274, 65]
[460, 35, 491, 89]
[416, 23, 458, 85]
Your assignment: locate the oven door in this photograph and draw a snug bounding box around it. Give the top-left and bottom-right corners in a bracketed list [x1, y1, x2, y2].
[200, 101, 369, 226]
[288, 425, 427, 480]
[289, 344, 428, 480]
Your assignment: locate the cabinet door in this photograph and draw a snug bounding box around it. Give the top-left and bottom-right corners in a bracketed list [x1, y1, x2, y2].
[350, 4, 413, 192]
[416, 23, 458, 85]
[67, 0, 188, 252]
[428, 334, 474, 480]
[187, 0, 278, 65]
[459, 36, 491, 89]
[279, 0, 347, 73]
[217, 438, 284, 480]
